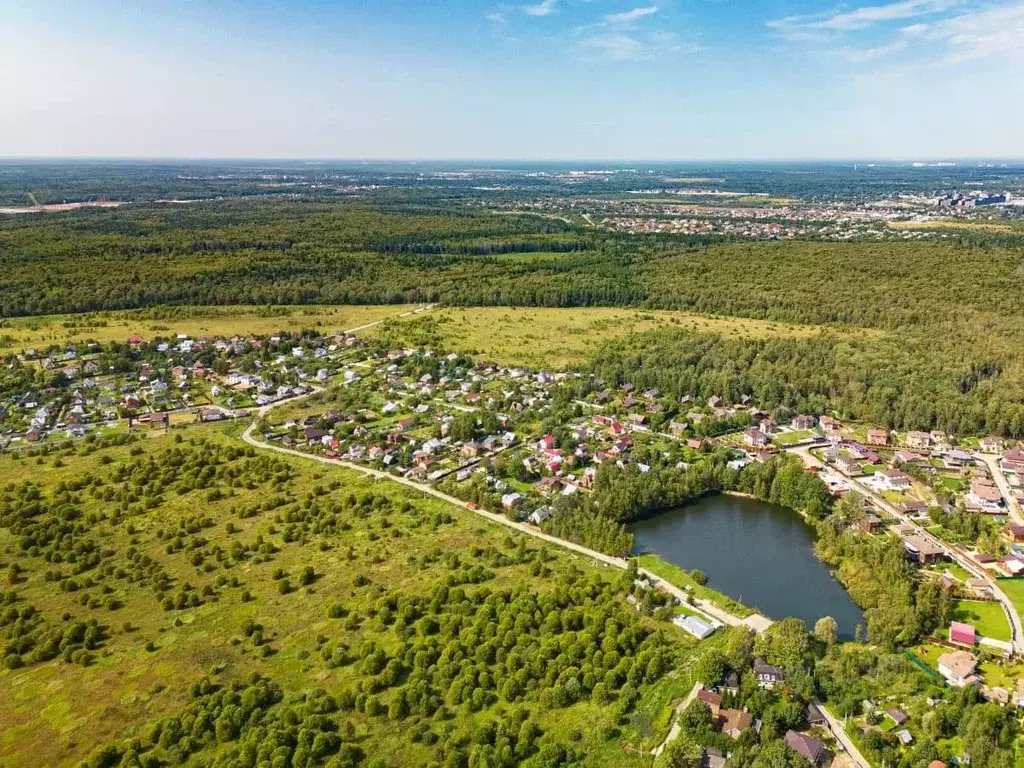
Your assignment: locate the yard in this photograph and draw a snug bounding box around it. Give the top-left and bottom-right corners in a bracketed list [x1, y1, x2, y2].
[950, 599, 1012, 642]
[772, 429, 815, 446]
[997, 579, 1024, 625]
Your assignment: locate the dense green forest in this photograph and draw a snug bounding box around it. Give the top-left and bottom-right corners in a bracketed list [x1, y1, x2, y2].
[2, 199, 1022, 317]
[589, 326, 1024, 437]
[2, 198, 1024, 435]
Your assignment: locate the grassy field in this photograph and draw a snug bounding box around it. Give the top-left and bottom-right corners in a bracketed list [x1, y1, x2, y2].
[998, 579, 1024, 625]
[0, 304, 416, 353]
[950, 599, 1012, 642]
[772, 430, 815, 446]
[887, 219, 1016, 233]
[363, 306, 872, 369]
[0, 419, 714, 767]
[636, 553, 753, 618]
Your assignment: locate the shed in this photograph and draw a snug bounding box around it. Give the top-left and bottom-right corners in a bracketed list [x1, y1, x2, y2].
[950, 621, 977, 647]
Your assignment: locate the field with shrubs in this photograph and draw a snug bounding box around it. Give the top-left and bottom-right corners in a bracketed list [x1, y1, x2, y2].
[0, 421, 713, 767]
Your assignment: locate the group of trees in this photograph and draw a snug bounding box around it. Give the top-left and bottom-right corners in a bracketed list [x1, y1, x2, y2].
[83, 568, 683, 767]
[815, 499, 951, 650]
[587, 454, 830, 524]
[591, 324, 1024, 438]
[816, 648, 1019, 768]
[5, 195, 1024, 434]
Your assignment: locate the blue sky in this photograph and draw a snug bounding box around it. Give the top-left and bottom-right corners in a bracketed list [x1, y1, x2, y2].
[1, 0, 1022, 159]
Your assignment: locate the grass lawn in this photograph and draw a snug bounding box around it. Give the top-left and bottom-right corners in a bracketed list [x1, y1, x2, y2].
[997, 579, 1024, 623]
[0, 304, 416, 353]
[772, 430, 814, 446]
[950, 599, 1012, 642]
[907, 643, 947, 674]
[978, 657, 1024, 688]
[637, 553, 754, 618]
[926, 562, 974, 583]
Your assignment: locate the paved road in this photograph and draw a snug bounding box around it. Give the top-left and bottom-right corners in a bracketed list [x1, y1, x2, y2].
[787, 444, 1024, 654]
[977, 452, 1023, 525]
[816, 700, 871, 768]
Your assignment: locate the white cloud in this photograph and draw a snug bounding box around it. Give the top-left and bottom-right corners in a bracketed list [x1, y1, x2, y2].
[841, 38, 910, 61]
[581, 33, 645, 59]
[769, 0, 959, 33]
[523, 0, 557, 17]
[826, 1, 1024, 66]
[487, 11, 507, 24]
[921, 1, 1024, 63]
[579, 30, 689, 61]
[604, 6, 659, 25]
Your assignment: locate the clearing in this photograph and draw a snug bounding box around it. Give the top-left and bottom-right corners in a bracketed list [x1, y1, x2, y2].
[363, 306, 870, 369]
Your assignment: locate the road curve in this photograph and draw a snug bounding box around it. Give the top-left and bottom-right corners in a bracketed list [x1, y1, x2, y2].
[787, 444, 1024, 655]
[977, 452, 1023, 526]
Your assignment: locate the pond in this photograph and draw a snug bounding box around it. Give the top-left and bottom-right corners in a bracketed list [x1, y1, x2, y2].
[630, 494, 864, 639]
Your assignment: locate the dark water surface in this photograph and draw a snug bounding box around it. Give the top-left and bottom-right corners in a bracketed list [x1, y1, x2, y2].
[630, 494, 864, 639]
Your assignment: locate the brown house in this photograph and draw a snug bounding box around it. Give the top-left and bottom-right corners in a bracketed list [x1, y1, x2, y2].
[867, 428, 889, 446]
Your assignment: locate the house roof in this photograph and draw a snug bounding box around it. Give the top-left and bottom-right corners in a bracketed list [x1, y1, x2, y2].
[753, 658, 784, 677]
[887, 707, 909, 725]
[784, 730, 827, 763]
[950, 621, 977, 645]
[938, 650, 977, 678]
[697, 689, 722, 708]
[719, 708, 753, 734]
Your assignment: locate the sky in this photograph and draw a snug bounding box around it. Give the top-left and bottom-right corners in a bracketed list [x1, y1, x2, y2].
[1, 0, 1022, 160]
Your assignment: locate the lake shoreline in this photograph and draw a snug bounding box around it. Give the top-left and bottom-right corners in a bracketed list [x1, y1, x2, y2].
[629, 494, 864, 638]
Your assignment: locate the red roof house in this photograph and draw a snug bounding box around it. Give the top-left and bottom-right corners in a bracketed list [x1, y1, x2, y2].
[950, 621, 977, 647]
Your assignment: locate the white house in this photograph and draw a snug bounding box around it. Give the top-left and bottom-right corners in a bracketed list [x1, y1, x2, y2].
[937, 650, 978, 687]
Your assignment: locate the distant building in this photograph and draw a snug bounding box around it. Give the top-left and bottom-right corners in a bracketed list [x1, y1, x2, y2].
[867, 428, 889, 446]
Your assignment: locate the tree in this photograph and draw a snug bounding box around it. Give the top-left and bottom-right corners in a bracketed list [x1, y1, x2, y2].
[677, 700, 714, 733]
[755, 617, 809, 672]
[962, 703, 1015, 768]
[813, 616, 838, 648]
[695, 651, 726, 687]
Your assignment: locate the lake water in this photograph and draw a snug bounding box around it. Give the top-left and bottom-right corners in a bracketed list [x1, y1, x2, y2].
[630, 494, 864, 639]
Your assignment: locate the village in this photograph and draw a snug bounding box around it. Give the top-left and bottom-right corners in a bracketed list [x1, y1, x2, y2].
[8, 330, 1024, 766]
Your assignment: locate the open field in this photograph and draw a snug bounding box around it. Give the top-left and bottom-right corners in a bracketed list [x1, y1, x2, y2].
[998, 579, 1024, 624]
[363, 306, 871, 369]
[0, 304, 416, 353]
[887, 219, 1016, 232]
[0, 420, 708, 767]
